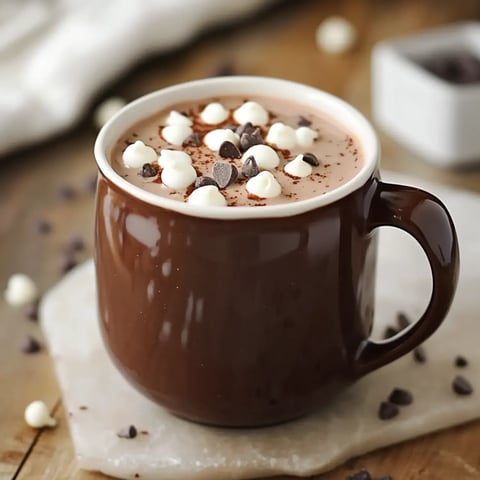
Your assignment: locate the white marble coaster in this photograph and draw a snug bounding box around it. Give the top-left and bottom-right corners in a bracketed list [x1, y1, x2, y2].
[40, 173, 480, 480]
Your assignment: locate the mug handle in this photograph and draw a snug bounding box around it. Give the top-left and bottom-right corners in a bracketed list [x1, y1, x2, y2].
[353, 179, 460, 376]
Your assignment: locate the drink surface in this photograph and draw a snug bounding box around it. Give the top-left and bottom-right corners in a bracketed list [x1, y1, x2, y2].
[111, 95, 363, 207]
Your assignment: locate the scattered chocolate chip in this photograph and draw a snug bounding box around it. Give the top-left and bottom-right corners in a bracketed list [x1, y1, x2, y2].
[66, 234, 85, 253]
[117, 425, 137, 439]
[134, 474, 140, 479]
[60, 254, 77, 274]
[348, 469, 372, 480]
[378, 401, 399, 420]
[85, 173, 98, 194]
[20, 335, 41, 354]
[396, 311, 411, 329]
[382, 325, 398, 339]
[388, 388, 413, 406]
[139, 163, 157, 178]
[302, 152, 320, 166]
[213, 162, 238, 189]
[240, 128, 263, 151]
[298, 115, 312, 127]
[413, 345, 427, 363]
[219, 141, 241, 159]
[25, 300, 40, 322]
[241, 156, 259, 178]
[209, 61, 235, 77]
[452, 375, 473, 395]
[79, 405, 88, 410]
[195, 176, 218, 189]
[183, 132, 201, 147]
[236, 122, 256, 137]
[57, 184, 77, 201]
[455, 355, 468, 368]
[34, 219, 52, 235]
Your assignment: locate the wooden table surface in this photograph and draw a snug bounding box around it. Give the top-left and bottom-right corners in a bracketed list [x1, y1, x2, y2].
[1, 1, 480, 479]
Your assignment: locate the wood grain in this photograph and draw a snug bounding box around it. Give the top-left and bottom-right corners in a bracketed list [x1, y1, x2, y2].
[1, 0, 479, 479]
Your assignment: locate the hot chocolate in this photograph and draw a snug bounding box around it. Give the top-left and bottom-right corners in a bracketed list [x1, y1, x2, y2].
[110, 96, 363, 207]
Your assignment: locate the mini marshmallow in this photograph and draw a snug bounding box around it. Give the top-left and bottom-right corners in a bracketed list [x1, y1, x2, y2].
[93, 97, 126, 129]
[203, 129, 240, 151]
[266, 122, 297, 150]
[233, 101, 269, 126]
[162, 125, 193, 146]
[315, 16, 357, 54]
[166, 110, 193, 127]
[200, 102, 229, 125]
[24, 401, 56, 428]
[246, 171, 281, 198]
[158, 149, 192, 168]
[4, 273, 38, 306]
[296, 126, 319, 147]
[188, 185, 227, 206]
[161, 162, 197, 190]
[284, 154, 313, 178]
[242, 144, 280, 170]
[122, 140, 157, 168]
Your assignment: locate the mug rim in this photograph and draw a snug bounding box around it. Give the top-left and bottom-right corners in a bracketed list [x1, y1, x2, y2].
[94, 76, 379, 219]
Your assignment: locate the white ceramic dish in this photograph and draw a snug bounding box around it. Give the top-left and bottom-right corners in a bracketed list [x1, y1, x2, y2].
[372, 22, 480, 167]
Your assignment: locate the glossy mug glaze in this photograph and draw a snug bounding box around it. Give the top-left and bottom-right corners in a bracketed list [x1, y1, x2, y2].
[94, 77, 459, 427]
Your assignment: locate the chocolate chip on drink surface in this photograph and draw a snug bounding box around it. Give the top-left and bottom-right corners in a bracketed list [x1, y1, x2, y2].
[213, 162, 238, 189]
[219, 140, 241, 159]
[195, 176, 218, 189]
[240, 128, 264, 152]
[241, 156, 259, 178]
[302, 152, 320, 166]
[236, 122, 256, 137]
[183, 132, 202, 147]
[139, 163, 157, 178]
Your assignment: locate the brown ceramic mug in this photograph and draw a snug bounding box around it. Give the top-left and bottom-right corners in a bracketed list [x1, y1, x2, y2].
[94, 77, 459, 427]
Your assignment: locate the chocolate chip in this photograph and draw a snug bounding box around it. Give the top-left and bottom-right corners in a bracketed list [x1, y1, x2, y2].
[213, 162, 238, 189]
[139, 163, 157, 178]
[209, 61, 235, 77]
[302, 152, 320, 167]
[20, 335, 41, 354]
[298, 115, 312, 127]
[219, 141, 241, 159]
[452, 375, 473, 395]
[240, 128, 263, 151]
[60, 254, 77, 274]
[382, 325, 398, 339]
[79, 405, 88, 410]
[195, 176, 218, 189]
[57, 184, 76, 201]
[34, 219, 52, 235]
[183, 132, 201, 147]
[84, 173, 97, 194]
[388, 388, 413, 406]
[348, 469, 372, 480]
[66, 234, 85, 253]
[455, 355, 468, 368]
[25, 300, 39, 322]
[396, 311, 411, 329]
[241, 156, 259, 178]
[117, 425, 137, 439]
[378, 401, 399, 420]
[413, 345, 427, 363]
[236, 122, 256, 137]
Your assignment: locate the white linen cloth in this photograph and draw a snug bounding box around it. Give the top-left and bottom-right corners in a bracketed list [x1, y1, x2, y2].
[0, 0, 274, 156]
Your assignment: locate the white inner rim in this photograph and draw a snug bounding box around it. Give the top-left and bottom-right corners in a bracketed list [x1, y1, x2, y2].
[94, 76, 379, 219]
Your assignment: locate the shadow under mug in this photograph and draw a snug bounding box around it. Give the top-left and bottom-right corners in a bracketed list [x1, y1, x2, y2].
[94, 77, 459, 427]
